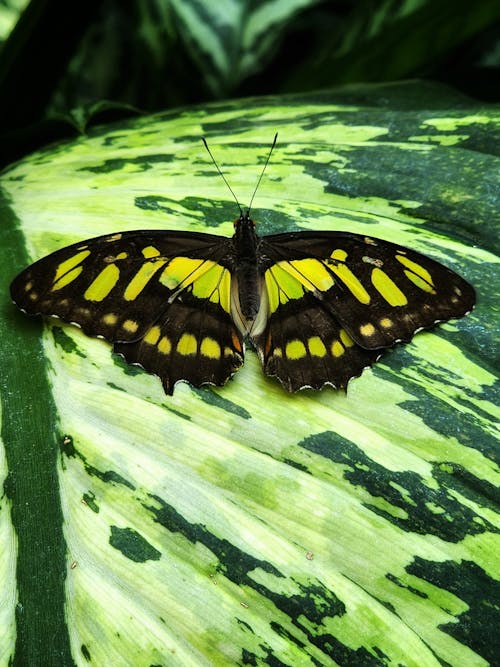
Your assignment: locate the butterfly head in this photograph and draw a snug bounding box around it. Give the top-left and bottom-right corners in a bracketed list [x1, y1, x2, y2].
[202, 134, 277, 242]
[234, 209, 255, 230]
[233, 209, 258, 249]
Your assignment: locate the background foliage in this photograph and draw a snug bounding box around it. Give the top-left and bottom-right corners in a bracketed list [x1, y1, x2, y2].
[0, 0, 499, 167]
[0, 2, 499, 667]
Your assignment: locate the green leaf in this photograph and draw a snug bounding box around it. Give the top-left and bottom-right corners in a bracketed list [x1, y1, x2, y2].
[0, 0, 29, 43]
[282, 0, 500, 90]
[167, 0, 323, 95]
[1, 82, 499, 666]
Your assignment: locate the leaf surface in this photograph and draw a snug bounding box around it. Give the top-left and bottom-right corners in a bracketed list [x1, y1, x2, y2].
[1, 83, 498, 666]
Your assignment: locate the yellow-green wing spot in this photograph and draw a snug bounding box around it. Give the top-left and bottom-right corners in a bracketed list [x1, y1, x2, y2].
[142, 245, 162, 258]
[51, 266, 84, 292]
[123, 257, 168, 301]
[84, 264, 121, 302]
[102, 313, 118, 326]
[53, 249, 90, 282]
[191, 264, 231, 313]
[50, 249, 91, 291]
[176, 333, 198, 356]
[264, 257, 340, 315]
[331, 340, 345, 357]
[340, 329, 355, 347]
[160, 257, 216, 291]
[308, 336, 327, 357]
[370, 267, 408, 306]
[278, 259, 335, 292]
[328, 249, 371, 304]
[144, 325, 162, 345]
[159, 257, 232, 313]
[157, 336, 172, 355]
[122, 319, 139, 334]
[360, 323, 376, 337]
[200, 337, 221, 359]
[396, 253, 436, 294]
[265, 263, 306, 313]
[285, 339, 307, 360]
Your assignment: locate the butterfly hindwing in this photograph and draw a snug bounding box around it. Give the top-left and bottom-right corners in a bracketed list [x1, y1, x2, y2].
[114, 294, 244, 394]
[252, 292, 380, 391]
[259, 231, 475, 350]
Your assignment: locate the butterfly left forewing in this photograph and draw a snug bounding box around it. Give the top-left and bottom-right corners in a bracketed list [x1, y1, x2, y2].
[10, 230, 233, 342]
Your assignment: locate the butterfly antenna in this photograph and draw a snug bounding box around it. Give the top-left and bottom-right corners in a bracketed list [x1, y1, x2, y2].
[202, 138, 243, 216]
[248, 133, 278, 215]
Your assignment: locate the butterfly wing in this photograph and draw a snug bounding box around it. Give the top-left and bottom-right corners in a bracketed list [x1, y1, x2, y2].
[253, 231, 475, 390]
[114, 295, 244, 395]
[252, 291, 381, 391]
[11, 230, 244, 392]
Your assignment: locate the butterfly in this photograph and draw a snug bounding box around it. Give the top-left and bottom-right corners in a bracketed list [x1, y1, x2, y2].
[10, 140, 475, 395]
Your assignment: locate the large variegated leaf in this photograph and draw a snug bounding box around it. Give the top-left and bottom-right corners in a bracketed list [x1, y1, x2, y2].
[1, 83, 498, 666]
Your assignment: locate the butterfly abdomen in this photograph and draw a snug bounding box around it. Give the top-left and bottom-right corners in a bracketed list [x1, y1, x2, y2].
[234, 261, 260, 319]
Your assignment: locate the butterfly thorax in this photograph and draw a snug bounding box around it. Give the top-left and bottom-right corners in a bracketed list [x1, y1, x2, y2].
[232, 211, 262, 328]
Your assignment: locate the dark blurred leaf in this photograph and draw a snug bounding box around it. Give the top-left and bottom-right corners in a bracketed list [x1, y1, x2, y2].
[0, 0, 102, 128]
[280, 0, 500, 92]
[0, 0, 30, 43]
[1, 0, 499, 170]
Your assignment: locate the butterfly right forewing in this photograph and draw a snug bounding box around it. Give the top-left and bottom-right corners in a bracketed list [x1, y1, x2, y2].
[258, 231, 475, 349]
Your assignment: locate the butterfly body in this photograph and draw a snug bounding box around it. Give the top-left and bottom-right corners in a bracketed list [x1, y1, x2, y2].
[232, 211, 262, 326]
[10, 214, 475, 395]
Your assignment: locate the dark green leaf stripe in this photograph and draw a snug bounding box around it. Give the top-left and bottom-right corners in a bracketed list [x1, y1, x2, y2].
[0, 197, 74, 666]
[1, 85, 498, 665]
